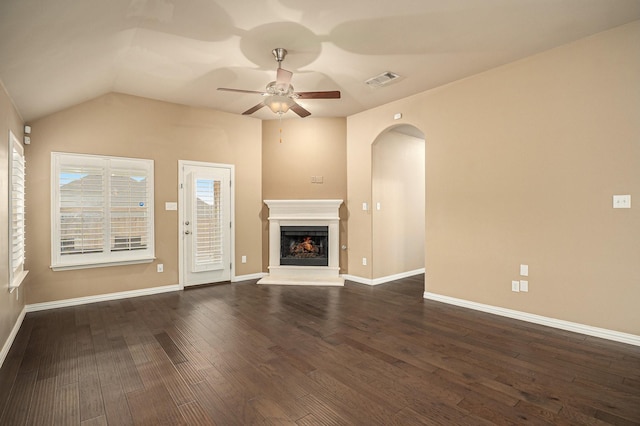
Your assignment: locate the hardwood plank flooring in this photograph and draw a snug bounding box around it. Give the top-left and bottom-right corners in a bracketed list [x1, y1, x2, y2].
[1, 275, 639, 425]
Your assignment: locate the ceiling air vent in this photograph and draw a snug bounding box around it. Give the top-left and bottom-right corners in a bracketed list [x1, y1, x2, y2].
[365, 71, 400, 88]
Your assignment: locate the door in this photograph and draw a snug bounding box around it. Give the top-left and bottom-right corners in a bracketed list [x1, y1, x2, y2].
[180, 162, 232, 286]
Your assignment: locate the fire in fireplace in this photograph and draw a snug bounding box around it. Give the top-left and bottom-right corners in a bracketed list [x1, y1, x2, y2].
[280, 226, 328, 266]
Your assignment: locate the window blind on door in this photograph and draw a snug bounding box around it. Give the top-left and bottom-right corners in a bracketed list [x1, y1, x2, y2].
[193, 178, 223, 271]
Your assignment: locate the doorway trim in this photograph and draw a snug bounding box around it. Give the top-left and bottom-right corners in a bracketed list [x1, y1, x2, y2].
[178, 160, 235, 289]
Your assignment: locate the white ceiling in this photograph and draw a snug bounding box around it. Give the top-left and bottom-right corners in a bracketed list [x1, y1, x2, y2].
[1, 0, 639, 122]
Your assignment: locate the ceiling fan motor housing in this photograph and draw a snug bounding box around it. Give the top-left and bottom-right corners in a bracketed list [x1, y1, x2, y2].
[272, 48, 287, 64]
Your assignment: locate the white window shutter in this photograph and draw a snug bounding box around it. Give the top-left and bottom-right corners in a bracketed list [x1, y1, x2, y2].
[51, 153, 154, 270]
[109, 162, 150, 252]
[59, 163, 106, 255]
[192, 176, 224, 272]
[10, 136, 26, 280]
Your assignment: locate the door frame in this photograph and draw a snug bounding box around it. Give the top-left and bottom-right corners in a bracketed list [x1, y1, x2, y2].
[178, 160, 235, 289]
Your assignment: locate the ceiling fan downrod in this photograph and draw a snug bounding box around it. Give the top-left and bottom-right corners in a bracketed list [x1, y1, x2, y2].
[272, 48, 287, 67]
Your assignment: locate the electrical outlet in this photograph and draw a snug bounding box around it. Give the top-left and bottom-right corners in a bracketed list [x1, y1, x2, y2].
[520, 280, 529, 292]
[511, 280, 520, 292]
[157, 263, 164, 273]
[613, 194, 631, 209]
[241, 255, 247, 264]
[362, 257, 367, 266]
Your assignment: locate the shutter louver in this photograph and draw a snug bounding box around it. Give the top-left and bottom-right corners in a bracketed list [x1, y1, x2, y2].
[59, 165, 105, 255]
[110, 166, 149, 252]
[193, 178, 223, 271]
[11, 142, 25, 273]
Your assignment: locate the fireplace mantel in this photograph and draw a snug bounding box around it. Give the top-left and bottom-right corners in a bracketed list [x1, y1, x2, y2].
[258, 199, 344, 286]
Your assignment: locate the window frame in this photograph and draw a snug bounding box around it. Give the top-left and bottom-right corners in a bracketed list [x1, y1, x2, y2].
[9, 131, 28, 290]
[50, 152, 155, 271]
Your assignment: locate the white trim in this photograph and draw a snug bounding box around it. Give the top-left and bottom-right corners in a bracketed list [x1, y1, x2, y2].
[9, 270, 28, 292]
[51, 257, 154, 271]
[0, 307, 26, 369]
[342, 274, 374, 285]
[423, 292, 640, 347]
[372, 268, 425, 285]
[233, 272, 267, 282]
[26, 284, 180, 313]
[343, 268, 425, 286]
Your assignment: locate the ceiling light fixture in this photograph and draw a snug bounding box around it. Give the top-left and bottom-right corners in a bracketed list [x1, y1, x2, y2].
[264, 94, 295, 115]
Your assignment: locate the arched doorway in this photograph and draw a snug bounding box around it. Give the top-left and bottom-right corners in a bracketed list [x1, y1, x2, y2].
[371, 124, 426, 281]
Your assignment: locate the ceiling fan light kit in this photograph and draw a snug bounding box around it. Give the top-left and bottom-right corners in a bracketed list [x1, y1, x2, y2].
[265, 95, 294, 114]
[217, 48, 340, 118]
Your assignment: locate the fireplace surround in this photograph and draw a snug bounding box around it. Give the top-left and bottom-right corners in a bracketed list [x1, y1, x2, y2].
[258, 199, 344, 286]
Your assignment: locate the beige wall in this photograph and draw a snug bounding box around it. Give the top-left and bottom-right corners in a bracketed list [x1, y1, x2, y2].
[25, 93, 263, 304]
[372, 129, 425, 278]
[0, 80, 25, 357]
[348, 22, 640, 334]
[262, 118, 348, 272]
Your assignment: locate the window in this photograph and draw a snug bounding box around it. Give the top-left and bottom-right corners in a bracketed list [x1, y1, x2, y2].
[51, 152, 154, 270]
[9, 131, 28, 289]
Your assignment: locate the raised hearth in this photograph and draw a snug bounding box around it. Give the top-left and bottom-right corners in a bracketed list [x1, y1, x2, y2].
[258, 199, 344, 286]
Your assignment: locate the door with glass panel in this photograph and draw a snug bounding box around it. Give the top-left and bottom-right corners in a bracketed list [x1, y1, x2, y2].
[180, 162, 232, 286]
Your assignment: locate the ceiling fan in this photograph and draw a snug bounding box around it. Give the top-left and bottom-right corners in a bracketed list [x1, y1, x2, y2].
[217, 48, 340, 118]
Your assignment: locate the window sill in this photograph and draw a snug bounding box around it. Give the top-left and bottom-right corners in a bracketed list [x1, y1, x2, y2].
[9, 270, 29, 293]
[51, 258, 155, 271]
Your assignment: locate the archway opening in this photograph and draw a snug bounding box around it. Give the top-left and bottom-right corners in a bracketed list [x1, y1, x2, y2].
[371, 124, 425, 281]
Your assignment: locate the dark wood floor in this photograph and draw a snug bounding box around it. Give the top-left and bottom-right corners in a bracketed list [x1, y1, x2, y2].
[0, 276, 638, 425]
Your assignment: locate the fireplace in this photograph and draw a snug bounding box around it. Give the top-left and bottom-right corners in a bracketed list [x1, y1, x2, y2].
[280, 226, 328, 266]
[258, 199, 344, 286]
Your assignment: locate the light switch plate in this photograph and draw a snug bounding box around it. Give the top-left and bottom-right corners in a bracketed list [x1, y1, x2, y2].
[520, 264, 528, 276]
[165, 202, 177, 211]
[520, 280, 528, 292]
[512, 280, 520, 292]
[613, 195, 631, 208]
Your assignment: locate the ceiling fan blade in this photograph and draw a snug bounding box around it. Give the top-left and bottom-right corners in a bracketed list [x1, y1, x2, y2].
[295, 91, 341, 99]
[218, 88, 265, 95]
[276, 68, 292, 86]
[290, 103, 311, 118]
[242, 102, 266, 115]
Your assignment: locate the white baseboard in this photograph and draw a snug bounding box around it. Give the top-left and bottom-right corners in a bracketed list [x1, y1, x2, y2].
[423, 292, 640, 347]
[343, 268, 425, 286]
[233, 272, 267, 282]
[0, 306, 26, 369]
[26, 284, 181, 313]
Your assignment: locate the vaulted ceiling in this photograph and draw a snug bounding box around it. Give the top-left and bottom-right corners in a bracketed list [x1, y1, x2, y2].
[1, 0, 639, 121]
